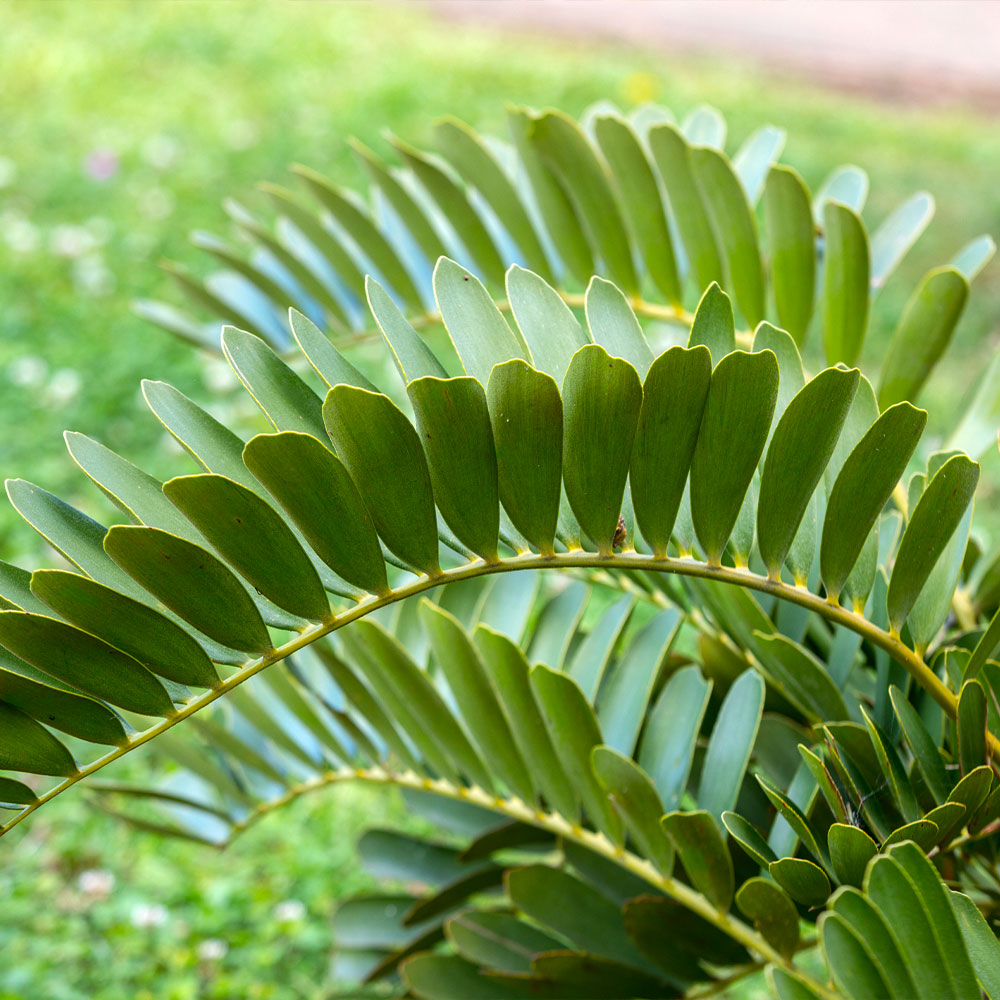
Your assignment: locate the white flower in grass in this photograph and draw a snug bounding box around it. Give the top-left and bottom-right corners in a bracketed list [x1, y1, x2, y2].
[77, 869, 115, 899]
[130, 902, 168, 928]
[196, 938, 228, 961]
[273, 899, 306, 923]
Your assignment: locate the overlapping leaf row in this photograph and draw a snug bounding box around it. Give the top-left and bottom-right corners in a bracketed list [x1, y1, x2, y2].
[84, 584, 1000, 999]
[138, 103, 996, 439]
[0, 260, 982, 805]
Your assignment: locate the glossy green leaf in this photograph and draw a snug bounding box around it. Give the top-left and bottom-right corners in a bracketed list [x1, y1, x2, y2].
[722, 812, 778, 869]
[828, 823, 878, 888]
[769, 857, 830, 907]
[567, 596, 632, 701]
[419, 602, 532, 802]
[878, 267, 969, 408]
[821, 912, 894, 1000]
[561, 345, 642, 553]
[661, 810, 733, 910]
[822, 202, 870, 366]
[767, 968, 826, 1000]
[870, 192, 934, 290]
[629, 346, 711, 557]
[732, 125, 786, 204]
[947, 350, 1000, 459]
[755, 633, 849, 722]
[446, 910, 560, 975]
[507, 106, 593, 285]
[957, 679, 988, 775]
[104, 526, 272, 655]
[0, 775, 37, 807]
[0, 702, 76, 777]
[690, 349, 778, 562]
[821, 402, 926, 601]
[434, 116, 553, 281]
[530, 664, 622, 844]
[763, 165, 815, 344]
[881, 819, 939, 851]
[887, 454, 979, 633]
[323, 385, 440, 576]
[952, 234, 996, 282]
[596, 608, 681, 756]
[409, 376, 499, 561]
[584, 276, 653, 378]
[687, 282, 734, 362]
[967, 605, 1000, 680]
[757, 772, 826, 866]
[814, 165, 868, 221]
[291, 163, 422, 308]
[363, 279, 444, 384]
[242, 432, 388, 596]
[0, 612, 174, 717]
[486, 360, 562, 555]
[758, 366, 859, 578]
[735, 877, 798, 959]
[591, 746, 673, 874]
[433, 257, 526, 386]
[639, 665, 711, 811]
[473, 626, 577, 821]
[593, 113, 681, 304]
[950, 891, 1000, 1000]
[531, 110, 638, 295]
[30, 570, 218, 688]
[697, 669, 764, 823]
[681, 105, 726, 147]
[530, 952, 672, 998]
[691, 145, 765, 325]
[648, 123, 723, 290]
[505, 265, 587, 387]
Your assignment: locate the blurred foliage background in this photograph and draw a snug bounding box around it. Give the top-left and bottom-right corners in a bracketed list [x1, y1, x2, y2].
[0, 2, 998, 997]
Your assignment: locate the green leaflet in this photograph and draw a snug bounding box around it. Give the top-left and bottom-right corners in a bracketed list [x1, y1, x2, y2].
[486, 360, 561, 556]
[757, 366, 859, 579]
[661, 810, 733, 910]
[878, 267, 969, 408]
[291, 163, 423, 309]
[870, 192, 935, 292]
[323, 385, 440, 576]
[409, 376, 499, 562]
[419, 602, 533, 803]
[770, 857, 830, 907]
[697, 669, 764, 824]
[890, 687, 949, 804]
[591, 747, 673, 874]
[682, 104, 726, 147]
[735, 878, 799, 960]
[814, 165, 869, 221]
[821, 913, 894, 999]
[104, 526, 273, 656]
[242, 432, 388, 597]
[887, 454, 979, 633]
[163, 474, 330, 623]
[473, 626, 577, 821]
[567, 595, 633, 701]
[827, 824, 878, 888]
[561, 345, 642, 554]
[30, 570, 218, 688]
[967, 605, 1000, 680]
[648, 123, 723, 291]
[507, 106, 594, 285]
[593, 112, 681, 305]
[433, 257, 526, 386]
[350, 137, 448, 266]
[505, 265, 588, 387]
[584, 276, 654, 378]
[0, 612, 174, 718]
[0, 646, 128, 745]
[530, 664, 622, 844]
[390, 137, 505, 287]
[947, 350, 1000, 460]
[821, 402, 926, 602]
[722, 812, 777, 869]
[690, 349, 779, 563]
[446, 910, 560, 974]
[688, 282, 735, 363]
[434, 116, 553, 282]
[629, 346, 711, 556]
[957, 679, 988, 775]
[950, 891, 1000, 1000]
[822, 201, 870, 366]
[364, 279, 445, 384]
[732, 125, 786, 205]
[530, 110, 638, 295]
[0, 702, 76, 777]
[0, 776, 37, 807]
[755, 633, 849, 722]
[763, 165, 815, 345]
[639, 665, 711, 811]
[690, 145, 766, 326]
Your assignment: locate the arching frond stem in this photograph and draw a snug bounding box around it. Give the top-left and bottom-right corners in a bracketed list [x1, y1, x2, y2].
[4, 551, 982, 842]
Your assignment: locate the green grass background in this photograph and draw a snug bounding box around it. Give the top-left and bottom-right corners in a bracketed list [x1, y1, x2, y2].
[0, 2, 998, 996]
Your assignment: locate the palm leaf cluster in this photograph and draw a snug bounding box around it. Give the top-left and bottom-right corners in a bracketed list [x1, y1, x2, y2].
[2, 104, 1000, 998]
